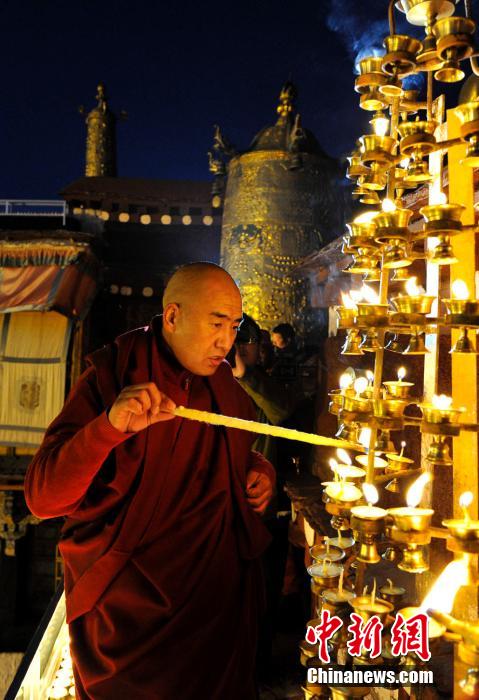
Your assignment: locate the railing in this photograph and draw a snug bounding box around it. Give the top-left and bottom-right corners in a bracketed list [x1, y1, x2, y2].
[0, 201, 67, 226]
[5, 585, 67, 700]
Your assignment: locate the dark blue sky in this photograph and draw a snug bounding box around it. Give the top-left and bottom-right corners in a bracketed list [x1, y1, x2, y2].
[0, 0, 472, 198]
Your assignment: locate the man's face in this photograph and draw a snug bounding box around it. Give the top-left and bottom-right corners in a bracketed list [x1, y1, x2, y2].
[164, 281, 243, 376]
[271, 332, 287, 349]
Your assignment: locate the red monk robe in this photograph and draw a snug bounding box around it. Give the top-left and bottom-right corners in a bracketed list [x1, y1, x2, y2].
[25, 317, 276, 700]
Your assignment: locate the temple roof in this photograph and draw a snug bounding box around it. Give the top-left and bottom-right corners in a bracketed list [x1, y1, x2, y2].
[246, 81, 330, 158]
[61, 177, 214, 204]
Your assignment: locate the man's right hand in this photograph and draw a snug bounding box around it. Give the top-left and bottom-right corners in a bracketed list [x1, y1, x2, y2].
[108, 382, 176, 433]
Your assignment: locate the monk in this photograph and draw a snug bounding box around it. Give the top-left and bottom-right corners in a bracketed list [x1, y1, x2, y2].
[25, 262, 276, 700]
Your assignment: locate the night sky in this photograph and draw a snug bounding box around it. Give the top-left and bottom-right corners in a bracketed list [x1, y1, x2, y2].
[1, 0, 475, 199]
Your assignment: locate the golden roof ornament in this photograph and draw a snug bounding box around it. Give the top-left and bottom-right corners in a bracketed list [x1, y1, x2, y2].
[276, 81, 297, 124]
[80, 82, 122, 177]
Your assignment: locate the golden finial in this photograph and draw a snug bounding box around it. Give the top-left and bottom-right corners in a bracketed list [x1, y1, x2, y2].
[82, 82, 118, 177]
[276, 81, 297, 124]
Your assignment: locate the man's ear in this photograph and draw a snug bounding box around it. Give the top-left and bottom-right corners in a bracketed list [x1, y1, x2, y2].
[163, 303, 180, 332]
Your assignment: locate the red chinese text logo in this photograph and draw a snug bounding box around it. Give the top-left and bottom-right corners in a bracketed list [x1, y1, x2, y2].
[390, 612, 430, 662]
[347, 613, 383, 659]
[305, 609, 343, 663]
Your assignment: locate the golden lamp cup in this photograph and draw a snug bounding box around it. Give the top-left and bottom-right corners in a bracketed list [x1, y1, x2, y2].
[346, 254, 381, 275]
[349, 595, 394, 625]
[383, 379, 414, 399]
[308, 561, 343, 592]
[328, 390, 345, 415]
[346, 222, 377, 246]
[450, 328, 478, 354]
[433, 16, 476, 64]
[425, 435, 452, 466]
[346, 155, 369, 180]
[420, 203, 465, 236]
[390, 293, 435, 315]
[341, 328, 364, 355]
[388, 506, 434, 533]
[399, 607, 445, 643]
[359, 168, 388, 191]
[359, 89, 388, 112]
[310, 543, 346, 564]
[374, 207, 412, 238]
[379, 583, 406, 609]
[403, 157, 432, 184]
[398, 0, 456, 27]
[373, 397, 409, 419]
[359, 135, 397, 168]
[382, 34, 422, 76]
[356, 302, 389, 318]
[350, 505, 387, 564]
[443, 297, 479, 316]
[397, 119, 437, 157]
[429, 235, 458, 266]
[419, 402, 465, 426]
[357, 56, 385, 78]
[336, 305, 357, 327]
[342, 394, 372, 414]
[382, 240, 412, 270]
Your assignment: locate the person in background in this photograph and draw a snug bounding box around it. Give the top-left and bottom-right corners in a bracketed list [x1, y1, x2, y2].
[229, 314, 300, 682]
[271, 323, 297, 353]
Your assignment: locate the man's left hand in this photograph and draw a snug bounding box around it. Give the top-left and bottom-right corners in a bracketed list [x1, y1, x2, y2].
[245, 470, 273, 515]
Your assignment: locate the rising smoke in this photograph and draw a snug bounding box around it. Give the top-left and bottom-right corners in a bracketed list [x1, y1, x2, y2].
[326, 0, 422, 73]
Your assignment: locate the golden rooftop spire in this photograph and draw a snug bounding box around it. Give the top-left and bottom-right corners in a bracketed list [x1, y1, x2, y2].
[82, 82, 118, 177]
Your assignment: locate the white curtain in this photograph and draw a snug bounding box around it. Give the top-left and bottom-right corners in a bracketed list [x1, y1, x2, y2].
[0, 311, 71, 446]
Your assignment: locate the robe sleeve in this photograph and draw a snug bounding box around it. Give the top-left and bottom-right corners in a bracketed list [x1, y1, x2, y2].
[24, 366, 131, 520]
[248, 449, 276, 488]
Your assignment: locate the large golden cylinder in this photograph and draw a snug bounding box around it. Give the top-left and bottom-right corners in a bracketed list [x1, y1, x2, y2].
[220, 101, 339, 334]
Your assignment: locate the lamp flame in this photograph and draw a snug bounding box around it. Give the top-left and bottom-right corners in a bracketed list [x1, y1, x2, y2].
[420, 557, 470, 614]
[459, 491, 474, 509]
[435, 191, 448, 205]
[353, 210, 378, 224]
[361, 283, 380, 304]
[350, 289, 363, 304]
[366, 370, 374, 383]
[337, 448, 352, 466]
[451, 279, 470, 301]
[371, 113, 390, 137]
[432, 394, 453, 410]
[406, 472, 432, 508]
[381, 198, 396, 213]
[400, 156, 410, 169]
[397, 366, 406, 381]
[341, 291, 357, 309]
[354, 377, 368, 396]
[339, 372, 354, 390]
[405, 276, 426, 297]
[359, 427, 372, 449]
[362, 482, 379, 506]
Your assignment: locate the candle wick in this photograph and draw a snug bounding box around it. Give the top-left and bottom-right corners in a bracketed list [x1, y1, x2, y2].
[371, 578, 377, 607]
[463, 506, 471, 524]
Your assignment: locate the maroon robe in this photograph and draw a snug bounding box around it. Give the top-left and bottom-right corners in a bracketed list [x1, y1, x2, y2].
[25, 317, 275, 699]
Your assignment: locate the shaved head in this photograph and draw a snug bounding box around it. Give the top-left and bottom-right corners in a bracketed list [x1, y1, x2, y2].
[162, 262, 243, 375]
[163, 262, 239, 310]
